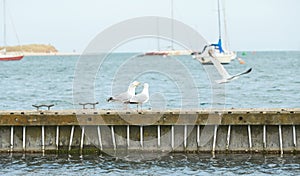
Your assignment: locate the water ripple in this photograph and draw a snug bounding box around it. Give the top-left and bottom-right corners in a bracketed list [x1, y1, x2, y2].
[1, 154, 300, 175]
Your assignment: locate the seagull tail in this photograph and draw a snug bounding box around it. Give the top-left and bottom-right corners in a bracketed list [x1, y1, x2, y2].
[107, 97, 114, 102]
[124, 101, 139, 104]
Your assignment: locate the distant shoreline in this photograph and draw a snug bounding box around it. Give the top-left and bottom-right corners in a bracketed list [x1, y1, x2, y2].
[14, 50, 300, 57]
[22, 52, 81, 56]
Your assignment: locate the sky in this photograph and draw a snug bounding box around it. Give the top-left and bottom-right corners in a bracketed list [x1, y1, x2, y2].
[1, 0, 300, 52]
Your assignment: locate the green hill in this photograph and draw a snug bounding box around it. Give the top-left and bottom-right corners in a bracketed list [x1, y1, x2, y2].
[0, 44, 58, 53]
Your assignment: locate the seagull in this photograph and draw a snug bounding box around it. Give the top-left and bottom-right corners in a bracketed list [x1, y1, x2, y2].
[208, 50, 252, 84]
[127, 83, 149, 111]
[107, 81, 140, 103]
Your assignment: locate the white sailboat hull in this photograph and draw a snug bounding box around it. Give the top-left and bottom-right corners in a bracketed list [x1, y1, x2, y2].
[0, 54, 24, 61]
[1, 0, 24, 61]
[144, 50, 192, 56]
[195, 51, 236, 64]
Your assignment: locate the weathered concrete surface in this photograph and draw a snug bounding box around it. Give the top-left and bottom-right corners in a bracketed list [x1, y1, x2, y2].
[0, 108, 299, 154]
[0, 108, 299, 126]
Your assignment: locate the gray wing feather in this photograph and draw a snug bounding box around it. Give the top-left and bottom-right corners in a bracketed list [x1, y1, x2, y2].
[209, 54, 231, 79]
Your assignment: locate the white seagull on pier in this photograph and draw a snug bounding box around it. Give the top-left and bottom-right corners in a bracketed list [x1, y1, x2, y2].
[107, 81, 140, 103]
[208, 50, 252, 84]
[128, 83, 149, 111]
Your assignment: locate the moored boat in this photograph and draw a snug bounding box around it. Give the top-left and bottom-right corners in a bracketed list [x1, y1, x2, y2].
[0, 0, 24, 61]
[143, 50, 192, 56]
[193, 0, 236, 64]
[0, 54, 24, 61]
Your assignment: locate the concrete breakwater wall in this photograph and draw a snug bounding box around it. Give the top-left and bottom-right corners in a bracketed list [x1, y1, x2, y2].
[0, 108, 299, 154]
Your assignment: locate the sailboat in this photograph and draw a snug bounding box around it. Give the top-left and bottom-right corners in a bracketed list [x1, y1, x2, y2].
[142, 0, 192, 57]
[0, 0, 24, 61]
[192, 0, 236, 64]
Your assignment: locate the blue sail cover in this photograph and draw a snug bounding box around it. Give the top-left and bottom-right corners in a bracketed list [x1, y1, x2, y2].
[211, 39, 224, 53]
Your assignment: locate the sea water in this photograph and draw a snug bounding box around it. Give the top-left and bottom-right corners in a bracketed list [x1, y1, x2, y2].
[0, 51, 299, 110]
[1, 153, 300, 175]
[0, 51, 299, 175]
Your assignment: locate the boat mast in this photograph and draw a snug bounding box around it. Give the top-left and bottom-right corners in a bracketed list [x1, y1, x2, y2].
[215, 0, 225, 53]
[222, 0, 229, 50]
[156, 17, 160, 51]
[3, 0, 7, 47]
[171, 0, 174, 50]
[217, 0, 222, 41]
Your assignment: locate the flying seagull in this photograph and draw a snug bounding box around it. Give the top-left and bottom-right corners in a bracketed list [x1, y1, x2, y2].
[208, 50, 252, 84]
[127, 83, 149, 111]
[107, 81, 140, 103]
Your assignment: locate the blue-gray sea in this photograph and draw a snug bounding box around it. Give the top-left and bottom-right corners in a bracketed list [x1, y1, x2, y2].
[0, 51, 299, 175]
[0, 51, 299, 110]
[0, 153, 300, 175]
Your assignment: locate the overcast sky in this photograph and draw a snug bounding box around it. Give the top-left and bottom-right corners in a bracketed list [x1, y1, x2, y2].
[1, 0, 300, 52]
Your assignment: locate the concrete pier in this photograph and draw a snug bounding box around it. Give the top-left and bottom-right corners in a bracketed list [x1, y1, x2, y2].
[0, 108, 299, 154]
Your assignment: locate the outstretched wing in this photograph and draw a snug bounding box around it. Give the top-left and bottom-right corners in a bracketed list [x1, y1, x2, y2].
[209, 52, 231, 79]
[230, 68, 252, 79]
[216, 68, 252, 84]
